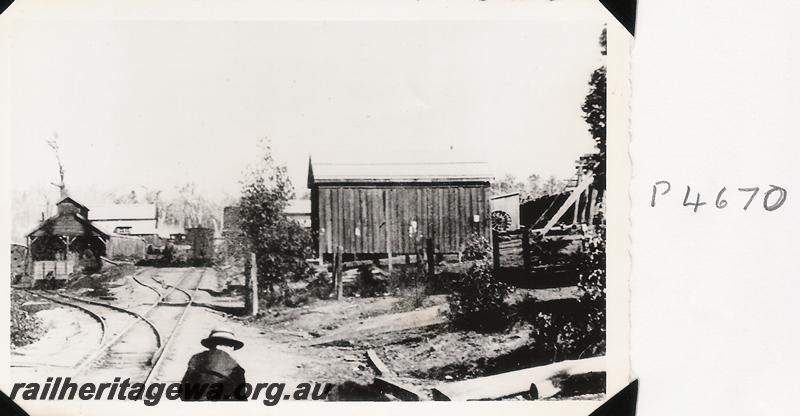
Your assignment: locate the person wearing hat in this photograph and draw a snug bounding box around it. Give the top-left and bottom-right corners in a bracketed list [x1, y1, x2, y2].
[180, 327, 247, 401]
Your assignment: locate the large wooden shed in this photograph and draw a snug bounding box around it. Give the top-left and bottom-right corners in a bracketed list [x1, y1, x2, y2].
[308, 157, 493, 258]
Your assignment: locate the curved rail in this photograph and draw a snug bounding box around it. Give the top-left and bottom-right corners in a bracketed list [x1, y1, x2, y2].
[54, 292, 164, 376]
[130, 269, 163, 298]
[59, 268, 196, 376]
[31, 267, 207, 383]
[148, 273, 193, 304]
[21, 290, 108, 369]
[52, 291, 163, 349]
[142, 268, 206, 384]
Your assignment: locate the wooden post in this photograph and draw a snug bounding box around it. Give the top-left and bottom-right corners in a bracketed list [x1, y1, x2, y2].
[244, 256, 252, 313]
[384, 194, 393, 274]
[245, 252, 259, 316]
[335, 246, 344, 300]
[572, 194, 580, 224]
[585, 187, 594, 224]
[426, 238, 435, 279]
[492, 231, 500, 270]
[521, 227, 531, 273]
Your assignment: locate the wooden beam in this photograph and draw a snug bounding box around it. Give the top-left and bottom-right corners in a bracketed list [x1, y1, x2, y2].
[537, 175, 594, 237]
[365, 349, 394, 377]
[521, 227, 531, 272]
[431, 356, 605, 401]
[306, 304, 447, 346]
[373, 377, 422, 401]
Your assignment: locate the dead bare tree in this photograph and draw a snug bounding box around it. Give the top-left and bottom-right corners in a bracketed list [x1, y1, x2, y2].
[45, 133, 68, 199]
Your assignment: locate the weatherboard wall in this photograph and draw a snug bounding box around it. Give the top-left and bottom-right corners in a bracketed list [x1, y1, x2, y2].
[312, 184, 490, 255]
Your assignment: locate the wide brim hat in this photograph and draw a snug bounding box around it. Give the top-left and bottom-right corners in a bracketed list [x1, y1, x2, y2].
[201, 328, 244, 350]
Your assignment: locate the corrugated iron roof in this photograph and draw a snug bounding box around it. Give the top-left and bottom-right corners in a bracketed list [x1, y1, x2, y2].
[285, 199, 311, 215]
[308, 154, 493, 185]
[491, 192, 521, 200]
[92, 220, 159, 236]
[88, 204, 157, 221]
[27, 213, 110, 238]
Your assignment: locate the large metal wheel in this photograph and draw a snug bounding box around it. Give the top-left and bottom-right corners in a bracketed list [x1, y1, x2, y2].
[491, 210, 512, 232]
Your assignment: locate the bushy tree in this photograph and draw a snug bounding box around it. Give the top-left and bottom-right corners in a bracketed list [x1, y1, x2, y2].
[447, 234, 511, 331]
[238, 140, 313, 305]
[582, 27, 607, 191]
[529, 224, 606, 360]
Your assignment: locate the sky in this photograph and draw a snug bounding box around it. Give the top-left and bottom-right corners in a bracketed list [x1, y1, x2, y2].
[9, 17, 605, 207]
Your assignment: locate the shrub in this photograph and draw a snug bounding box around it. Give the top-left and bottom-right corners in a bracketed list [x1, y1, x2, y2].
[306, 271, 334, 300]
[354, 265, 389, 297]
[447, 235, 512, 331]
[11, 291, 45, 348]
[462, 233, 492, 261]
[528, 224, 607, 360]
[383, 264, 430, 309]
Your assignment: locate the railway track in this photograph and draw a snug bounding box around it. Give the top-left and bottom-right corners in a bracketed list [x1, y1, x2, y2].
[141, 268, 205, 384]
[27, 267, 208, 385]
[14, 290, 108, 374]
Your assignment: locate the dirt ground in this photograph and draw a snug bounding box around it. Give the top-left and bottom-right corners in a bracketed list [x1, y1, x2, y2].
[11, 306, 103, 380]
[249, 285, 585, 398]
[12, 266, 593, 400]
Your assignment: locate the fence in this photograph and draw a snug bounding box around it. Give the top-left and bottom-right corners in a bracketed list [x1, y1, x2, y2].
[32, 260, 74, 280]
[107, 235, 147, 260]
[493, 228, 529, 271]
[492, 227, 587, 285]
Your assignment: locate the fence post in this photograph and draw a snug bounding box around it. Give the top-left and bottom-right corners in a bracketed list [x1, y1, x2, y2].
[335, 246, 344, 300]
[521, 227, 531, 273]
[492, 231, 500, 270]
[426, 238, 435, 278]
[250, 252, 259, 316]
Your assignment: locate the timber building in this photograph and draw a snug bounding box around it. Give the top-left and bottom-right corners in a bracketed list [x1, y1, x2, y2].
[307, 156, 493, 258]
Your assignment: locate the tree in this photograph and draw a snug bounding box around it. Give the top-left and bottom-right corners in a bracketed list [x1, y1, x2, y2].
[114, 190, 139, 204]
[45, 133, 68, 199]
[491, 173, 565, 202]
[525, 174, 543, 200]
[582, 27, 607, 191]
[161, 183, 222, 231]
[237, 140, 313, 306]
[542, 175, 565, 196]
[490, 174, 526, 198]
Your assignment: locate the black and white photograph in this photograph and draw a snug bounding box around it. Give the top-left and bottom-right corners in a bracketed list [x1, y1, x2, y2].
[3, 1, 632, 414]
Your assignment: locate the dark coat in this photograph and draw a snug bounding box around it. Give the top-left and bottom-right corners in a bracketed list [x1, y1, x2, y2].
[180, 349, 247, 401]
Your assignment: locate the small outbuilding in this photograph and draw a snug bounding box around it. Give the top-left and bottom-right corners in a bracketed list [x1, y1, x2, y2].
[490, 192, 521, 232]
[26, 197, 146, 281]
[307, 156, 493, 258]
[285, 199, 312, 228]
[27, 197, 109, 263]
